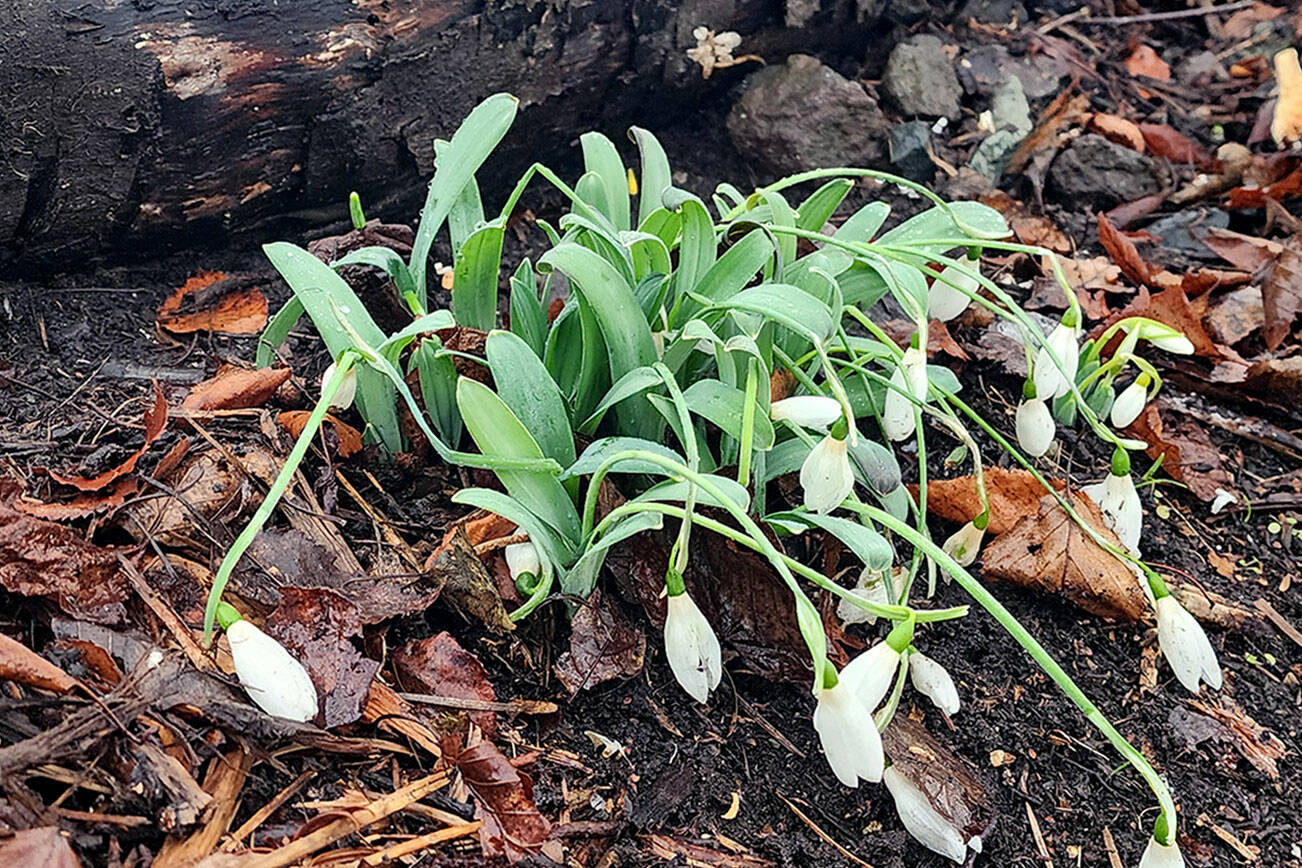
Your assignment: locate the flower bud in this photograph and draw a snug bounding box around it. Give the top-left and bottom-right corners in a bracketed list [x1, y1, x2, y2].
[226, 619, 318, 722]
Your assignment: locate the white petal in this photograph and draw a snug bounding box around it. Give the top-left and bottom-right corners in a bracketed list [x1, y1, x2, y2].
[322, 362, 358, 410]
[227, 620, 319, 722]
[840, 642, 901, 712]
[909, 652, 960, 716]
[800, 435, 855, 513]
[928, 265, 978, 322]
[770, 396, 843, 430]
[1033, 323, 1079, 399]
[882, 348, 926, 442]
[838, 568, 889, 625]
[665, 593, 722, 702]
[504, 541, 540, 580]
[1138, 835, 1186, 868]
[1015, 399, 1055, 458]
[883, 767, 968, 863]
[1150, 334, 1194, 355]
[942, 522, 984, 567]
[813, 682, 884, 785]
[1110, 380, 1148, 428]
[1156, 596, 1222, 693]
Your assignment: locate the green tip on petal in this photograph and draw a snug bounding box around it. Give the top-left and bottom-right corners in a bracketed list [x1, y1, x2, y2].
[1110, 447, 1132, 477]
[215, 602, 243, 630]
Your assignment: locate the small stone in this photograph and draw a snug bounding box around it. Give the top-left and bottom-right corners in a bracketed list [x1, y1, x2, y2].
[958, 45, 1065, 100]
[1143, 209, 1229, 263]
[1178, 50, 1228, 83]
[727, 54, 890, 176]
[968, 129, 1022, 181]
[883, 35, 963, 120]
[890, 120, 935, 181]
[1047, 134, 1162, 210]
[989, 76, 1031, 135]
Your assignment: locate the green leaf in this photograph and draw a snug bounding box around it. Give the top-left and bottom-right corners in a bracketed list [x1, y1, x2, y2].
[580, 132, 631, 232]
[378, 310, 457, 362]
[796, 179, 853, 232]
[685, 229, 775, 310]
[836, 201, 891, 243]
[485, 330, 576, 469]
[672, 197, 717, 303]
[634, 475, 751, 512]
[437, 139, 486, 258]
[563, 437, 685, 479]
[452, 219, 505, 330]
[760, 191, 797, 269]
[410, 93, 518, 305]
[332, 246, 416, 301]
[410, 339, 461, 444]
[877, 201, 1009, 255]
[638, 208, 682, 251]
[770, 511, 894, 572]
[711, 283, 834, 343]
[256, 296, 304, 368]
[456, 377, 581, 545]
[630, 127, 672, 228]
[681, 379, 775, 449]
[566, 511, 663, 596]
[580, 365, 662, 433]
[508, 259, 547, 358]
[762, 437, 811, 483]
[262, 242, 403, 451]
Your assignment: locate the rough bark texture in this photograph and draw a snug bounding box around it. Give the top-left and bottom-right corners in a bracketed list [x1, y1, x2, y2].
[0, 0, 877, 272]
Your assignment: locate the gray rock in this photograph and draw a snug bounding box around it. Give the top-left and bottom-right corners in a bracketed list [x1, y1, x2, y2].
[958, 45, 1065, 100]
[989, 76, 1031, 135]
[890, 121, 934, 181]
[1047, 134, 1162, 210]
[968, 129, 1022, 181]
[1177, 50, 1228, 84]
[883, 35, 963, 120]
[1144, 209, 1230, 261]
[727, 54, 890, 175]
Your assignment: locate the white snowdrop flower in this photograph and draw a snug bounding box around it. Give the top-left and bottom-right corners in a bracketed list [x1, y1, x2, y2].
[1155, 595, 1222, 694]
[813, 675, 884, 786]
[882, 346, 928, 441]
[1139, 834, 1186, 868]
[928, 264, 978, 322]
[840, 640, 903, 713]
[1146, 332, 1195, 355]
[1111, 376, 1150, 428]
[770, 395, 843, 431]
[664, 591, 722, 703]
[227, 619, 318, 722]
[800, 433, 855, 514]
[837, 568, 890, 626]
[1015, 397, 1056, 458]
[1083, 471, 1143, 554]
[1033, 321, 1080, 400]
[321, 361, 358, 410]
[909, 651, 960, 716]
[942, 520, 985, 567]
[1210, 488, 1236, 515]
[504, 541, 541, 583]
[883, 766, 968, 863]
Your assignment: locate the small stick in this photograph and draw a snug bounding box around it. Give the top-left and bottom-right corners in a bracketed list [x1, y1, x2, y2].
[1080, 1, 1255, 24]
[223, 769, 317, 851]
[53, 808, 150, 828]
[359, 821, 482, 865]
[397, 692, 558, 715]
[776, 793, 872, 868]
[118, 554, 215, 674]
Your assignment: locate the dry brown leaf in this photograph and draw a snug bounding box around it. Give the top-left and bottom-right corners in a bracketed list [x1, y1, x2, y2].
[1242, 355, 1302, 402]
[1259, 234, 1302, 349]
[1199, 227, 1283, 271]
[451, 740, 551, 863]
[157, 270, 268, 335]
[554, 590, 646, 695]
[1125, 43, 1171, 83]
[1087, 113, 1145, 152]
[881, 716, 996, 847]
[1186, 698, 1286, 779]
[43, 383, 166, 491]
[981, 492, 1146, 620]
[1097, 211, 1155, 288]
[0, 828, 83, 868]
[393, 632, 497, 739]
[979, 191, 1073, 254]
[277, 410, 364, 457]
[16, 477, 137, 521]
[1127, 402, 1234, 502]
[1138, 124, 1211, 166]
[1272, 47, 1302, 147]
[181, 365, 290, 412]
[1227, 165, 1302, 208]
[920, 466, 1066, 535]
[0, 632, 79, 693]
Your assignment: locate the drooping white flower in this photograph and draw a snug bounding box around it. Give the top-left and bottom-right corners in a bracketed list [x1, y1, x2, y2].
[321, 361, 357, 410]
[841, 640, 903, 713]
[837, 568, 890, 626]
[813, 676, 884, 786]
[942, 520, 985, 567]
[1033, 322, 1081, 400]
[1015, 397, 1056, 458]
[928, 264, 979, 322]
[1155, 595, 1222, 694]
[770, 395, 843, 431]
[882, 347, 928, 442]
[883, 766, 968, 863]
[504, 541, 540, 583]
[800, 433, 855, 514]
[909, 651, 960, 716]
[664, 591, 722, 703]
[1111, 378, 1150, 428]
[1138, 834, 1186, 868]
[1147, 333, 1195, 355]
[1082, 472, 1143, 553]
[226, 619, 318, 722]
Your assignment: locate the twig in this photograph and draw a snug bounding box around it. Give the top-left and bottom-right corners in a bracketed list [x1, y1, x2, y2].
[1079, 1, 1256, 24]
[397, 692, 558, 715]
[223, 769, 317, 850]
[1102, 826, 1125, 868]
[1026, 801, 1055, 867]
[119, 554, 216, 674]
[52, 808, 151, 827]
[359, 821, 482, 865]
[775, 793, 873, 868]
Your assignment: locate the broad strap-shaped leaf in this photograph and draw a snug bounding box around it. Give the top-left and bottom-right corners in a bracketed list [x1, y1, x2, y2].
[256, 296, 304, 368]
[710, 283, 834, 343]
[681, 379, 775, 449]
[768, 511, 894, 572]
[452, 219, 506, 330]
[630, 127, 672, 229]
[485, 330, 576, 469]
[579, 366, 662, 434]
[410, 338, 461, 445]
[508, 259, 547, 359]
[580, 132, 631, 232]
[565, 511, 663, 596]
[796, 179, 853, 232]
[332, 246, 417, 301]
[562, 437, 685, 479]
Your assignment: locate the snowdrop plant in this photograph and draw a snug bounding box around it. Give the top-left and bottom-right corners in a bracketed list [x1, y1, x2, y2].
[216, 603, 318, 722]
[202, 93, 1226, 864]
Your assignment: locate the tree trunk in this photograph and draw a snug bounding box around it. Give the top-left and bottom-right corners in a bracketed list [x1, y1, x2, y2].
[0, 0, 877, 272]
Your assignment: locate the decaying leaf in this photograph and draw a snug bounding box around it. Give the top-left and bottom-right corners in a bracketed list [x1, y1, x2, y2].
[1125, 43, 1171, 85]
[1127, 402, 1234, 502]
[881, 715, 996, 850]
[979, 191, 1073, 254]
[451, 740, 551, 863]
[554, 590, 646, 695]
[0, 827, 83, 868]
[0, 632, 79, 693]
[157, 270, 268, 335]
[921, 466, 1066, 535]
[1097, 211, 1155, 288]
[981, 491, 1147, 621]
[0, 480, 129, 623]
[1259, 234, 1302, 350]
[393, 632, 497, 738]
[16, 477, 137, 521]
[120, 451, 245, 546]
[277, 410, 364, 457]
[426, 528, 515, 634]
[1087, 113, 1145, 152]
[1139, 124, 1211, 166]
[1172, 698, 1286, 779]
[180, 365, 291, 412]
[44, 383, 166, 491]
[266, 587, 379, 727]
